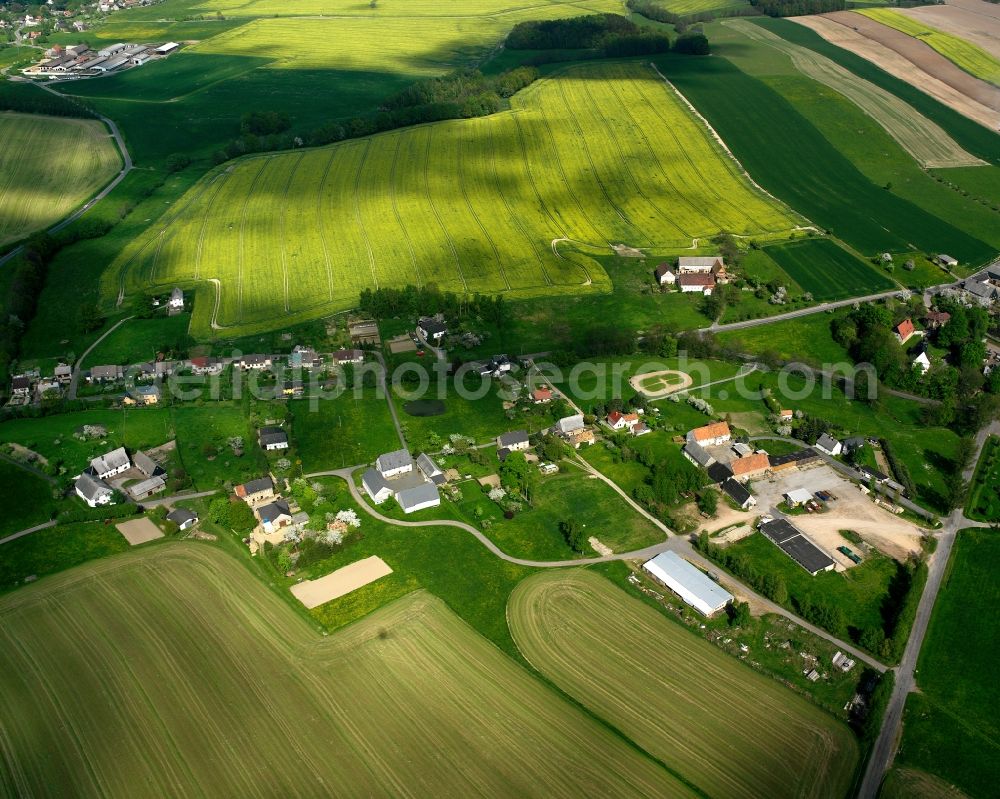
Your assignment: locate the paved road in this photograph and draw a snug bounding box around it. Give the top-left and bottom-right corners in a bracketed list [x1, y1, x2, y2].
[68, 315, 135, 399]
[0, 520, 56, 547]
[0, 82, 134, 268]
[141, 489, 219, 509]
[857, 419, 1000, 797]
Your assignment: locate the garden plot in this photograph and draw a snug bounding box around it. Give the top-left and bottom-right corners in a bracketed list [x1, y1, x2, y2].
[290, 556, 393, 609]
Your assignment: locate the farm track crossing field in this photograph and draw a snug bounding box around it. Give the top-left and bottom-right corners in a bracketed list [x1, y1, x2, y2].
[110, 62, 799, 338]
[508, 570, 859, 799]
[764, 238, 894, 300]
[856, 9, 1000, 87]
[660, 53, 994, 262]
[0, 544, 697, 798]
[0, 113, 120, 248]
[726, 20, 984, 168]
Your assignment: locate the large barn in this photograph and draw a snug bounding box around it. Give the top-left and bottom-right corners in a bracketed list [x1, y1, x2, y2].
[642, 551, 734, 616]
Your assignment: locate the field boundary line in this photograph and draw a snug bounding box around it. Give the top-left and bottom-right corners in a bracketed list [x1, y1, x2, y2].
[387, 133, 423, 286]
[314, 148, 338, 301]
[351, 139, 380, 290]
[648, 62, 809, 228]
[422, 126, 467, 291]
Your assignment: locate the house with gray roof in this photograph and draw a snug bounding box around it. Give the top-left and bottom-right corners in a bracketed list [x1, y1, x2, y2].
[376, 449, 414, 478]
[133, 451, 162, 478]
[814, 433, 842, 457]
[256, 499, 292, 534]
[89, 364, 123, 383]
[91, 447, 131, 479]
[362, 469, 394, 504]
[554, 414, 584, 435]
[964, 279, 997, 306]
[129, 474, 166, 501]
[496, 430, 530, 452]
[396, 482, 440, 514]
[258, 427, 289, 451]
[75, 472, 114, 507]
[235, 477, 274, 504]
[167, 508, 198, 530]
[682, 441, 715, 469]
[416, 453, 446, 485]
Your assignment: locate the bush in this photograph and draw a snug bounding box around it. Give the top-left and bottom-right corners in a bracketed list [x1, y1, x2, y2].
[672, 33, 710, 55]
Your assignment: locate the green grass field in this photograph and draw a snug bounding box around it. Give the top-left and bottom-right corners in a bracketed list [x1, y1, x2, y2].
[290, 391, 401, 471]
[653, 0, 750, 15]
[0, 112, 121, 248]
[966, 435, 1000, 522]
[894, 530, 1000, 797]
[725, 20, 983, 169]
[659, 50, 994, 264]
[508, 569, 859, 799]
[0, 544, 693, 797]
[0, 461, 57, 538]
[170, 404, 265, 489]
[856, 9, 1000, 87]
[108, 61, 799, 338]
[764, 239, 895, 301]
[717, 311, 852, 364]
[0, 409, 173, 477]
[81, 314, 192, 368]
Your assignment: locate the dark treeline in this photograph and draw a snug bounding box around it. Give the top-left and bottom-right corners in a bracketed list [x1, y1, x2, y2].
[213, 67, 538, 164]
[627, 0, 761, 25]
[750, 0, 846, 17]
[358, 285, 508, 326]
[507, 14, 639, 49]
[0, 80, 95, 118]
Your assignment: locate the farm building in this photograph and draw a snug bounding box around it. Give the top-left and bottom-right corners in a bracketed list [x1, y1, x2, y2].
[683, 441, 715, 469]
[134, 451, 162, 479]
[97, 42, 127, 57]
[258, 427, 289, 451]
[722, 478, 755, 510]
[678, 274, 715, 295]
[642, 551, 734, 616]
[376, 449, 414, 478]
[362, 469, 393, 504]
[531, 386, 553, 403]
[677, 256, 724, 274]
[289, 346, 323, 369]
[74, 472, 113, 507]
[731, 453, 769, 481]
[937, 254, 958, 268]
[759, 519, 835, 576]
[416, 453, 446, 485]
[167, 508, 198, 530]
[190, 356, 223, 375]
[331, 348, 364, 366]
[654, 263, 675, 286]
[168, 287, 184, 311]
[732, 442, 753, 458]
[238, 354, 272, 370]
[814, 434, 842, 457]
[235, 477, 275, 504]
[129, 475, 166, 501]
[706, 461, 734, 485]
[924, 310, 951, 329]
[687, 421, 730, 446]
[155, 42, 179, 54]
[894, 319, 916, 344]
[89, 365, 123, 383]
[605, 411, 639, 432]
[396, 482, 440, 514]
[554, 415, 584, 435]
[784, 488, 813, 507]
[126, 385, 160, 406]
[417, 317, 447, 343]
[257, 500, 292, 534]
[90, 447, 131, 480]
[857, 464, 889, 484]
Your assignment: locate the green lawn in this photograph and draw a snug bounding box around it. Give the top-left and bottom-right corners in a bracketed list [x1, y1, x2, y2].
[966, 435, 1000, 522]
[82, 314, 193, 367]
[764, 239, 895, 301]
[0, 409, 173, 477]
[580, 432, 689, 499]
[171, 404, 265, 490]
[291, 390, 400, 471]
[716, 311, 851, 365]
[0, 521, 132, 594]
[895, 530, 1000, 797]
[0, 461, 58, 537]
[717, 532, 902, 651]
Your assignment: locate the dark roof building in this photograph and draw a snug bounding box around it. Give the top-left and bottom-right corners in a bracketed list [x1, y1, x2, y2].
[759, 519, 835, 575]
[706, 461, 734, 485]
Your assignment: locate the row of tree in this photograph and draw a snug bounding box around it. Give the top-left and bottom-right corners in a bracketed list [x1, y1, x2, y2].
[357, 284, 508, 326]
[507, 14, 639, 50]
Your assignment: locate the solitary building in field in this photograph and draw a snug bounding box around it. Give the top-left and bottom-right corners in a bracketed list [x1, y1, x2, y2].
[642, 551, 733, 616]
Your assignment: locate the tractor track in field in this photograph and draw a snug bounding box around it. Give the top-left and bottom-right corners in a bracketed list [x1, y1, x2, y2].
[351, 139, 380, 291]
[277, 152, 304, 312]
[387, 133, 423, 287]
[193, 170, 230, 282]
[422, 126, 468, 292]
[627, 66, 767, 233]
[314, 148, 338, 302]
[576, 72, 691, 243]
[456, 129, 511, 292]
[551, 75, 642, 242]
[235, 157, 270, 323]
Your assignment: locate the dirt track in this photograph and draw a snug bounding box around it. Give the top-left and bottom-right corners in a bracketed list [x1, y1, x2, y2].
[903, 1, 1000, 61]
[795, 13, 1000, 129]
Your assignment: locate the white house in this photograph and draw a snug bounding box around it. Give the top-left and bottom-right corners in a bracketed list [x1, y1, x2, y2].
[167, 508, 198, 531]
[938, 254, 958, 268]
[168, 287, 184, 311]
[376, 449, 414, 478]
[258, 427, 288, 451]
[256, 500, 292, 534]
[416, 317, 447, 343]
[814, 434, 842, 457]
[396, 483, 440, 514]
[362, 469, 393, 504]
[238, 354, 272, 370]
[784, 488, 814, 507]
[677, 256, 724, 274]
[654, 263, 676, 286]
[605, 410, 640, 432]
[913, 351, 931, 375]
[90, 447, 131, 479]
[687, 422, 731, 447]
[75, 472, 113, 507]
[496, 430, 530, 452]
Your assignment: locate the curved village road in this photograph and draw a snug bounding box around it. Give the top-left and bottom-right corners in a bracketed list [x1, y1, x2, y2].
[307, 466, 887, 670]
[68, 315, 134, 399]
[0, 82, 134, 268]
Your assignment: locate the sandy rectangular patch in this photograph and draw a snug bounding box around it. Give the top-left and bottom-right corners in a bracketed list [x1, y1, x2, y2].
[116, 517, 165, 546]
[291, 556, 393, 609]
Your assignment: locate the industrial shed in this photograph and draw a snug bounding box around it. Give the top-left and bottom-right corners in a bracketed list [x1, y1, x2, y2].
[759, 519, 835, 576]
[642, 551, 733, 616]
